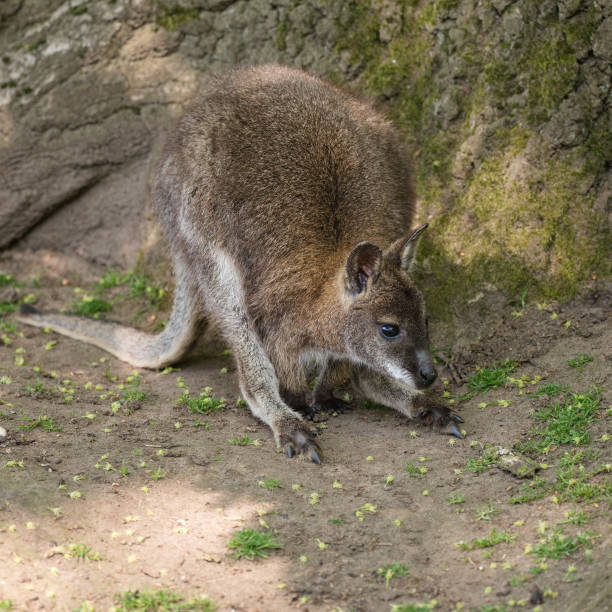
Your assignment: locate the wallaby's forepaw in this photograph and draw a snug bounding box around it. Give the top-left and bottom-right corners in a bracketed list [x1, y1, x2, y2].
[295, 397, 351, 421]
[279, 421, 321, 464]
[313, 397, 351, 417]
[413, 395, 464, 438]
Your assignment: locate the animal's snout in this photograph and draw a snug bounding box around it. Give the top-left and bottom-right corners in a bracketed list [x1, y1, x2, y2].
[417, 363, 437, 388]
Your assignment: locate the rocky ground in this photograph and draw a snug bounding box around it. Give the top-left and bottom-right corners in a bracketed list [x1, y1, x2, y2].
[0, 251, 610, 612]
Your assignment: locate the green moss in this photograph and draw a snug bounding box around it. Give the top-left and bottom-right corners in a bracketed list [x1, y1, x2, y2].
[155, 2, 198, 31]
[69, 5, 88, 16]
[334, 0, 382, 68]
[274, 17, 289, 52]
[525, 29, 577, 122]
[420, 144, 608, 311]
[334, 1, 610, 315]
[27, 38, 46, 52]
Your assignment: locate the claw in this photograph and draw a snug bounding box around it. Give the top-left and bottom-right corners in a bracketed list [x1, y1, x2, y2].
[313, 397, 352, 415]
[451, 413, 464, 423]
[280, 422, 322, 463]
[445, 422, 464, 438]
[310, 449, 321, 464]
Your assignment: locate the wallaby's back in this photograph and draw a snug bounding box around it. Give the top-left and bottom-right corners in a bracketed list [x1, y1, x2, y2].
[156, 65, 416, 301]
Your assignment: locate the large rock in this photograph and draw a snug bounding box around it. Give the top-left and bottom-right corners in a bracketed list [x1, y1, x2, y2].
[0, 0, 344, 265]
[0, 0, 609, 299]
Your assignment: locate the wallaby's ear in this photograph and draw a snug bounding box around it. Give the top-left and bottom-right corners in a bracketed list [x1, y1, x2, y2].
[345, 242, 382, 294]
[397, 223, 428, 270]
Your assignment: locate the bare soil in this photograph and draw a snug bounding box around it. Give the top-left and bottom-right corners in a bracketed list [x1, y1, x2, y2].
[0, 250, 610, 612]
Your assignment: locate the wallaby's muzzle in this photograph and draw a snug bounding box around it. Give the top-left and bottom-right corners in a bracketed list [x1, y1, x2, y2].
[415, 350, 437, 389]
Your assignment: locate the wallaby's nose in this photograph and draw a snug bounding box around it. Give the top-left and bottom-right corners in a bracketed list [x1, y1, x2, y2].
[418, 364, 437, 387]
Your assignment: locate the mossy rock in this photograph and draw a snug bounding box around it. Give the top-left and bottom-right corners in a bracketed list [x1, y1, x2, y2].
[334, 0, 611, 316]
[482, 443, 541, 479]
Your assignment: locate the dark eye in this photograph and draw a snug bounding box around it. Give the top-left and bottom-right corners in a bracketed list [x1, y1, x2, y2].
[380, 324, 400, 339]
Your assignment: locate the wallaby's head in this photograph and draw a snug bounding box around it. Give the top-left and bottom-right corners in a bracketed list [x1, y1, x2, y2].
[341, 224, 436, 390]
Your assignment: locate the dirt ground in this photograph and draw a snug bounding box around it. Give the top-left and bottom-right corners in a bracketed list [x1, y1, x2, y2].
[0, 250, 610, 612]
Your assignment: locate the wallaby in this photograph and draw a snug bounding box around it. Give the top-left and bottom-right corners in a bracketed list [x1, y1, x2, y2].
[18, 64, 463, 463]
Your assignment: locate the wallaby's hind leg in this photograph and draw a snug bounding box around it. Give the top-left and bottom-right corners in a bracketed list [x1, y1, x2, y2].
[17, 258, 203, 369]
[204, 248, 320, 462]
[351, 366, 464, 438]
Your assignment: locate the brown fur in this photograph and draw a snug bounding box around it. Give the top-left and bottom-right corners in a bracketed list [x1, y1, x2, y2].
[18, 65, 463, 462]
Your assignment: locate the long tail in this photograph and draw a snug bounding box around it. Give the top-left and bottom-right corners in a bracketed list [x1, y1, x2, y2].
[16, 262, 202, 369]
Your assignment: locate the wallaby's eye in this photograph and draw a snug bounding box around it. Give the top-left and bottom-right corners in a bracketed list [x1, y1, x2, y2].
[380, 324, 400, 339]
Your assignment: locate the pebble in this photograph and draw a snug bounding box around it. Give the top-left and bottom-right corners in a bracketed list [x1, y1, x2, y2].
[0, 426, 6, 437]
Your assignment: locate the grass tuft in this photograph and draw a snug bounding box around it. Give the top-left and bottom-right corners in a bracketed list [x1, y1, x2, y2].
[517, 387, 601, 454]
[458, 529, 515, 550]
[19, 413, 62, 432]
[114, 588, 216, 611]
[529, 528, 597, 559]
[226, 528, 283, 560]
[377, 562, 409, 587]
[179, 387, 226, 414]
[72, 296, 113, 318]
[66, 543, 102, 562]
[461, 360, 518, 400]
[568, 353, 593, 369]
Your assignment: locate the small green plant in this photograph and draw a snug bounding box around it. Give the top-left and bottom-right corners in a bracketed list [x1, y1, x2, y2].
[508, 574, 529, 586]
[405, 461, 427, 477]
[151, 466, 165, 481]
[462, 360, 518, 399]
[114, 588, 216, 611]
[24, 377, 55, 397]
[466, 455, 495, 473]
[179, 387, 226, 414]
[66, 543, 102, 561]
[229, 435, 259, 446]
[377, 562, 410, 587]
[119, 376, 150, 412]
[192, 419, 210, 429]
[475, 503, 500, 521]
[118, 461, 130, 477]
[0, 319, 17, 333]
[560, 508, 591, 525]
[517, 387, 601, 454]
[226, 528, 283, 560]
[72, 295, 112, 317]
[258, 478, 281, 490]
[526, 382, 566, 397]
[529, 528, 597, 559]
[0, 600, 13, 611]
[509, 476, 552, 504]
[19, 412, 62, 432]
[126, 273, 166, 308]
[568, 353, 593, 369]
[458, 529, 515, 550]
[0, 272, 16, 286]
[97, 268, 127, 289]
[448, 492, 466, 504]
[69, 5, 88, 15]
[329, 516, 346, 525]
[391, 602, 437, 612]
